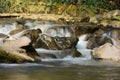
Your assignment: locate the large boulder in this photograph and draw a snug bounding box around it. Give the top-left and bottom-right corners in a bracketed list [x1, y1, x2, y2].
[92, 43, 120, 61]
[35, 34, 78, 50]
[0, 36, 39, 63]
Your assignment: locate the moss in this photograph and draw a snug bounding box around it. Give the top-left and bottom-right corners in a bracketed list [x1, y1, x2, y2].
[0, 49, 33, 63]
[115, 16, 120, 21]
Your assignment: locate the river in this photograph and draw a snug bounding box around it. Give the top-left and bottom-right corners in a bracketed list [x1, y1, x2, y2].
[0, 19, 120, 80]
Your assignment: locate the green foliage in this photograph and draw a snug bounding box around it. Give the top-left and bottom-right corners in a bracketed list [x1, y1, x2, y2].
[115, 16, 120, 21]
[79, 0, 115, 10]
[0, 0, 119, 15]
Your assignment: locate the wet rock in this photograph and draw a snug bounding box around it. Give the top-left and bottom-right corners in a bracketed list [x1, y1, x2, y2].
[0, 48, 35, 63]
[0, 33, 8, 38]
[92, 43, 120, 61]
[56, 48, 81, 58]
[9, 24, 24, 35]
[0, 36, 39, 63]
[70, 23, 99, 37]
[21, 28, 42, 43]
[70, 48, 81, 57]
[87, 28, 113, 49]
[39, 53, 57, 59]
[35, 34, 78, 50]
[16, 18, 26, 25]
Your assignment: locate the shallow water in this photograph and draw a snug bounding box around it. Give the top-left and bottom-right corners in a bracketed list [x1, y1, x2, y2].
[0, 59, 120, 80]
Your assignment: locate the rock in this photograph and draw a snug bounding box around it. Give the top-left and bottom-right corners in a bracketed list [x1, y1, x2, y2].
[0, 48, 35, 63]
[21, 28, 42, 43]
[57, 48, 81, 58]
[110, 29, 120, 46]
[87, 29, 113, 49]
[104, 10, 120, 19]
[9, 24, 24, 35]
[92, 43, 120, 61]
[0, 33, 8, 38]
[100, 20, 120, 28]
[89, 10, 120, 25]
[70, 48, 81, 57]
[16, 18, 26, 25]
[35, 34, 78, 50]
[0, 36, 39, 63]
[70, 23, 99, 37]
[39, 53, 57, 59]
[89, 15, 103, 24]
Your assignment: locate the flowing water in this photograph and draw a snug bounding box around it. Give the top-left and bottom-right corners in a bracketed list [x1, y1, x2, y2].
[0, 19, 120, 80]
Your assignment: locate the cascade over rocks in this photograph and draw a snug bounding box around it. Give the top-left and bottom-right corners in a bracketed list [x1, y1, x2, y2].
[38, 48, 81, 59]
[35, 34, 81, 57]
[45, 23, 100, 37]
[87, 28, 113, 49]
[9, 24, 25, 35]
[87, 27, 120, 49]
[0, 36, 39, 63]
[92, 43, 120, 61]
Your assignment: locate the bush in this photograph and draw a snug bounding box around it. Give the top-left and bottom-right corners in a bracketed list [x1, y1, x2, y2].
[0, 0, 118, 14]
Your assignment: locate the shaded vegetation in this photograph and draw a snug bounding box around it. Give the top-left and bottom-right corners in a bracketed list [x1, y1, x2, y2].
[0, 0, 119, 16]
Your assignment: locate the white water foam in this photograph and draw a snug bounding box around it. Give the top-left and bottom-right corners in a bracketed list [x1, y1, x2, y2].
[76, 34, 88, 49]
[0, 23, 17, 35]
[0, 63, 54, 67]
[36, 48, 92, 62]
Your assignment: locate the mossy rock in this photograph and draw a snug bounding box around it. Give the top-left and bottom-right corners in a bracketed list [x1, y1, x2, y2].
[0, 48, 34, 63]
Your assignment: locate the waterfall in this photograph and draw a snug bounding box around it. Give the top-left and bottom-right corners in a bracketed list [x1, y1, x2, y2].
[0, 23, 17, 35]
[102, 31, 120, 46]
[25, 20, 60, 33]
[76, 34, 88, 49]
[43, 26, 72, 37]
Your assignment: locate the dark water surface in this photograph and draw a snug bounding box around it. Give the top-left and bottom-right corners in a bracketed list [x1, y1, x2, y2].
[0, 60, 120, 80]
